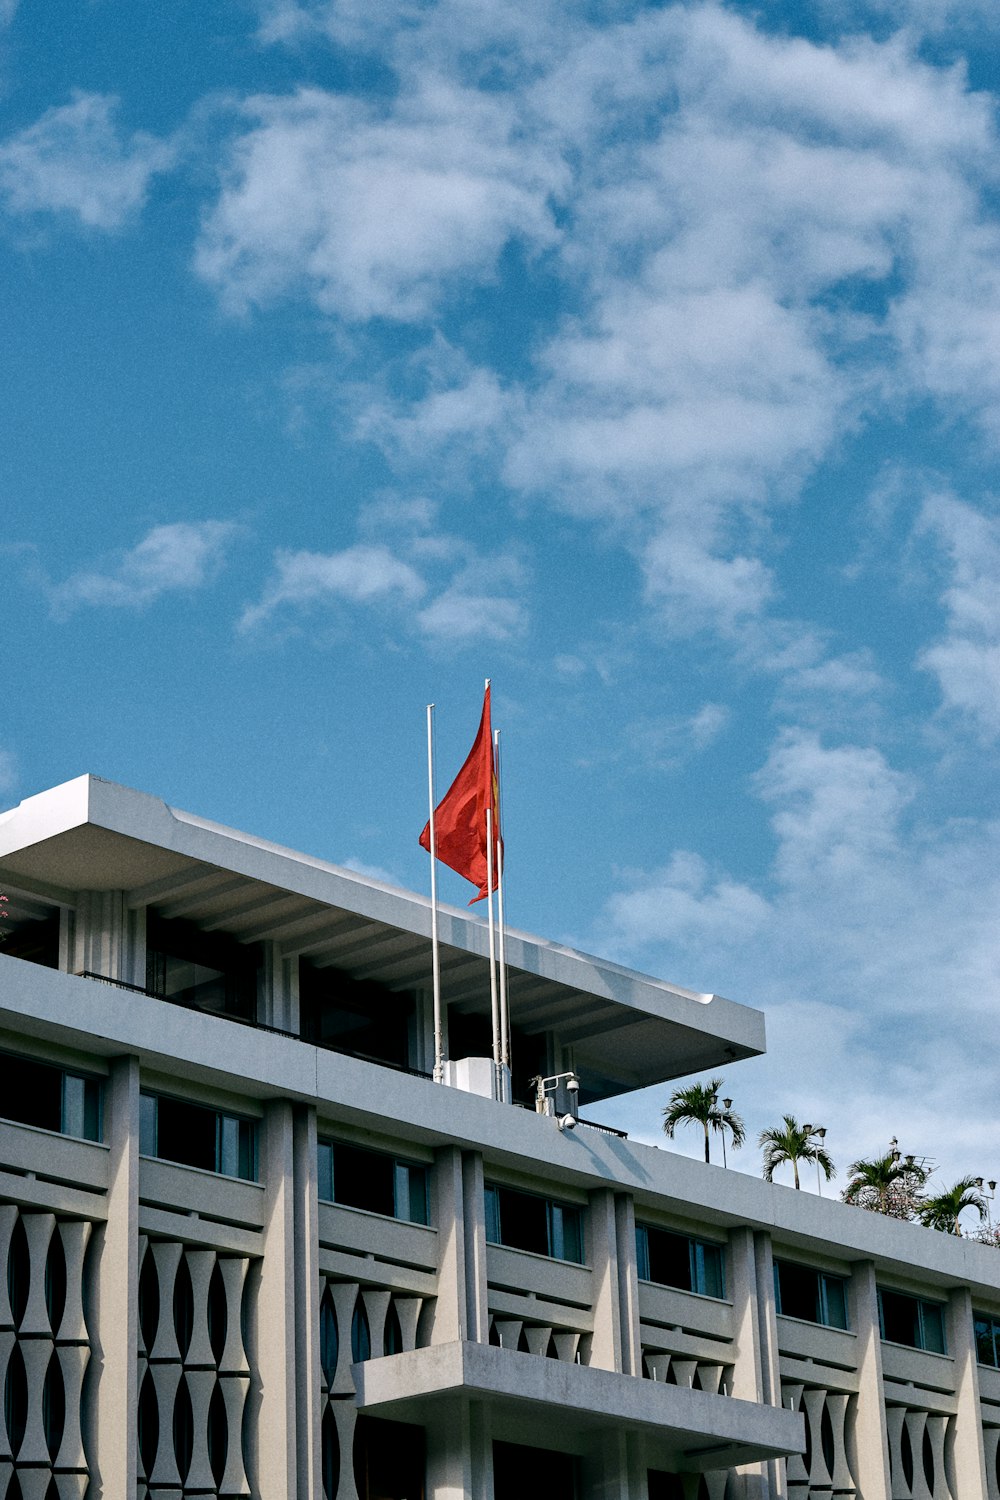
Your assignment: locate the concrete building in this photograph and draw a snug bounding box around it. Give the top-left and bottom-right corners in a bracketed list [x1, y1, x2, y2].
[0, 772, 998, 1500]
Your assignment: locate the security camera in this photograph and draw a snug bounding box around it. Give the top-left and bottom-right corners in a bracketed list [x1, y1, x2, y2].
[567, 1074, 580, 1094]
[557, 1114, 577, 1132]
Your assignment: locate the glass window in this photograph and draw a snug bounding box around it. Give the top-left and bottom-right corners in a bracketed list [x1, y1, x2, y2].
[484, 1184, 584, 1264]
[0, 1051, 102, 1142]
[975, 1313, 1000, 1367]
[636, 1225, 725, 1299]
[139, 1092, 257, 1181]
[317, 1140, 429, 1225]
[774, 1260, 849, 1330]
[878, 1289, 946, 1353]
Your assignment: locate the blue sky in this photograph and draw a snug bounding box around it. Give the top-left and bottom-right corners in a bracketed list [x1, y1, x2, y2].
[2, 0, 999, 1192]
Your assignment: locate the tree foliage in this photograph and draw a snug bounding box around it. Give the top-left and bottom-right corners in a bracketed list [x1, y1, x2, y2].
[662, 1077, 745, 1165]
[759, 1114, 835, 1190]
[841, 1153, 928, 1219]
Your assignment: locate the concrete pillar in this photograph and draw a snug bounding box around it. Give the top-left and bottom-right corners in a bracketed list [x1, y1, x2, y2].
[582, 1428, 646, 1500]
[293, 1103, 321, 1500]
[254, 1099, 299, 1499]
[425, 1398, 492, 1500]
[589, 1189, 623, 1373]
[73, 890, 133, 981]
[727, 1227, 769, 1500]
[432, 1145, 473, 1345]
[615, 1194, 641, 1378]
[848, 1260, 891, 1500]
[281, 953, 300, 1034]
[945, 1284, 989, 1498]
[752, 1231, 787, 1500]
[462, 1152, 490, 1344]
[87, 1054, 140, 1499]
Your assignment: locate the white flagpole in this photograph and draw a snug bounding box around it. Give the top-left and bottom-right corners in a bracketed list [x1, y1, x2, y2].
[426, 704, 444, 1084]
[494, 727, 510, 1103]
[486, 803, 501, 1101]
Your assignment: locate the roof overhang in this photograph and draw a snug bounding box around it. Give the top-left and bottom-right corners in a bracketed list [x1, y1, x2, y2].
[0, 776, 765, 1101]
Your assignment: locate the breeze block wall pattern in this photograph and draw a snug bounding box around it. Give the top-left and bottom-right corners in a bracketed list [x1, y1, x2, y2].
[0, 1203, 94, 1500]
[136, 1237, 252, 1499]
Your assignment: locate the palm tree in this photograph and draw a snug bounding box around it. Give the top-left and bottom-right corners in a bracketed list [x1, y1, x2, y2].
[919, 1176, 988, 1236]
[759, 1115, 835, 1190]
[662, 1078, 745, 1165]
[842, 1153, 927, 1219]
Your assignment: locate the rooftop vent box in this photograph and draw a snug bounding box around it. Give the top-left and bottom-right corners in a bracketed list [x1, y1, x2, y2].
[446, 1056, 509, 1101]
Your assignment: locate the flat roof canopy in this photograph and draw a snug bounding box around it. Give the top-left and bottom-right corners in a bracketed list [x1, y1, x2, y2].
[354, 1343, 805, 1473]
[0, 776, 765, 1102]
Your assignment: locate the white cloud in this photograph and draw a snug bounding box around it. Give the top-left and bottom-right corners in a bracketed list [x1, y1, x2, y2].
[0, 92, 175, 230]
[594, 728, 1000, 1178]
[48, 522, 239, 618]
[239, 543, 426, 631]
[916, 494, 1000, 737]
[196, 83, 565, 320]
[241, 532, 529, 647]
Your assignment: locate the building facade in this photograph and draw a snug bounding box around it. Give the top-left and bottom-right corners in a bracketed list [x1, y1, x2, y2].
[0, 773, 998, 1500]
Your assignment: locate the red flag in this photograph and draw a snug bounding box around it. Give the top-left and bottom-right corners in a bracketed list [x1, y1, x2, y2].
[420, 685, 502, 904]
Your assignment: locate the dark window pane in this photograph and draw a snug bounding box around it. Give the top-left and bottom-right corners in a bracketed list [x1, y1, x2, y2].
[154, 1096, 219, 1174]
[776, 1262, 821, 1323]
[694, 1242, 724, 1299]
[495, 1187, 549, 1257]
[646, 1230, 694, 1293]
[317, 1143, 334, 1202]
[485, 1185, 501, 1245]
[822, 1275, 848, 1330]
[146, 912, 259, 1021]
[0, 1054, 62, 1134]
[975, 1317, 998, 1367]
[300, 963, 412, 1070]
[334, 1144, 396, 1218]
[635, 1227, 650, 1282]
[921, 1302, 945, 1355]
[551, 1204, 583, 1264]
[880, 1291, 921, 1348]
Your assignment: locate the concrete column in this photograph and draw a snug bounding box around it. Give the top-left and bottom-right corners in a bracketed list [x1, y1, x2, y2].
[293, 1103, 321, 1500]
[254, 1099, 298, 1499]
[727, 1227, 769, 1500]
[432, 1146, 472, 1345]
[581, 1428, 647, 1500]
[73, 890, 132, 981]
[87, 1053, 140, 1499]
[945, 1284, 989, 1498]
[425, 1398, 492, 1500]
[848, 1260, 891, 1500]
[752, 1231, 787, 1500]
[589, 1188, 623, 1373]
[281, 953, 300, 1034]
[463, 1152, 490, 1343]
[614, 1194, 641, 1378]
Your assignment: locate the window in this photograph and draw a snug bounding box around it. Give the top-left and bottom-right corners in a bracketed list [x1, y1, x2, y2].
[774, 1260, 848, 1329]
[146, 911, 260, 1022]
[300, 962, 414, 1071]
[878, 1289, 946, 1353]
[139, 1092, 257, 1181]
[484, 1184, 583, 1264]
[974, 1312, 1000, 1367]
[635, 1225, 725, 1299]
[317, 1140, 428, 1225]
[977, 1308, 1000, 1368]
[0, 1051, 102, 1141]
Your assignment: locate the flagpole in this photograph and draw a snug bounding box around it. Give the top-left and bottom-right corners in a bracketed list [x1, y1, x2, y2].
[494, 727, 510, 1103]
[426, 704, 444, 1084]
